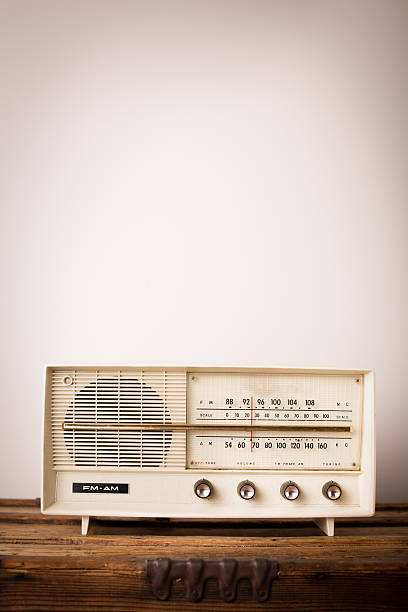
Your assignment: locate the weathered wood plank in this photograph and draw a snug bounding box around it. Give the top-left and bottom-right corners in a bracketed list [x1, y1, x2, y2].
[1, 567, 407, 611]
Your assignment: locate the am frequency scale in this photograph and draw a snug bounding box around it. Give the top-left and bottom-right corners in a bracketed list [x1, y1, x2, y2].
[42, 366, 375, 536]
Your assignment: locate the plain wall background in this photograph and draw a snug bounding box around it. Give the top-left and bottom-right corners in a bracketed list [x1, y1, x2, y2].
[0, 0, 407, 501]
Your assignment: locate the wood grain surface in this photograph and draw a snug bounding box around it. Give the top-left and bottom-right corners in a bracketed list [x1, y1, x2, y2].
[0, 500, 407, 610]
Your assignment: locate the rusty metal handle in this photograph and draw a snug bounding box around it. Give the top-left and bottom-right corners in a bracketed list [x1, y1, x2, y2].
[146, 557, 278, 602]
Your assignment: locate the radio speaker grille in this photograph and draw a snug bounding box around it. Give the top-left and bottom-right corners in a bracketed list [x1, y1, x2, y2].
[50, 370, 186, 470]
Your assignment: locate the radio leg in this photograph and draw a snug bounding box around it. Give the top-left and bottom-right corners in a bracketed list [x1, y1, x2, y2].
[81, 516, 90, 536]
[314, 517, 334, 536]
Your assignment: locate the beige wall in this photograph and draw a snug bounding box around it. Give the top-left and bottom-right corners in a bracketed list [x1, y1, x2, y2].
[0, 1, 407, 501]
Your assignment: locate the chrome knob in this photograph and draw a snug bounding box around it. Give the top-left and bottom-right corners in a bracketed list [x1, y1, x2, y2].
[238, 481, 256, 500]
[323, 481, 342, 500]
[194, 479, 212, 499]
[280, 481, 300, 500]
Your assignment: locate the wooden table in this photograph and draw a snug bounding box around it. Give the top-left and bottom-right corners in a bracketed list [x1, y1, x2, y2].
[0, 500, 407, 610]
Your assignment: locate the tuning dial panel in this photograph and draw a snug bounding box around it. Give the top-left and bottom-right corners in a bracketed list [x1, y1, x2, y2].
[187, 372, 363, 471]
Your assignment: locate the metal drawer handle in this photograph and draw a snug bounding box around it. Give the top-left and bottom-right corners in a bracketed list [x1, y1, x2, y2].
[146, 557, 278, 602]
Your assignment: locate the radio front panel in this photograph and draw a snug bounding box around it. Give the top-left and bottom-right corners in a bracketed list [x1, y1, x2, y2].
[42, 366, 375, 534]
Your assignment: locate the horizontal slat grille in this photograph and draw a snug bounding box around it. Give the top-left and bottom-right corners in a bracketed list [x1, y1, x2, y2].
[51, 369, 186, 469]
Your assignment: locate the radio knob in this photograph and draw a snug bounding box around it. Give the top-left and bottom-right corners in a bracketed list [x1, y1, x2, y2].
[280, 481, 300, 500]
[323, 481, 342, 500]
[194, 479, 213, 499]
[238, 481, 256, 500]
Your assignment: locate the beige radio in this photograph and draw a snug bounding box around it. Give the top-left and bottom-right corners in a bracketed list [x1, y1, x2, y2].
[42, 366, 375, 536]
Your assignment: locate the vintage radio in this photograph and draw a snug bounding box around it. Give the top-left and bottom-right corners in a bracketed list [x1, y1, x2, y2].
[42, 366, 375, 535]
